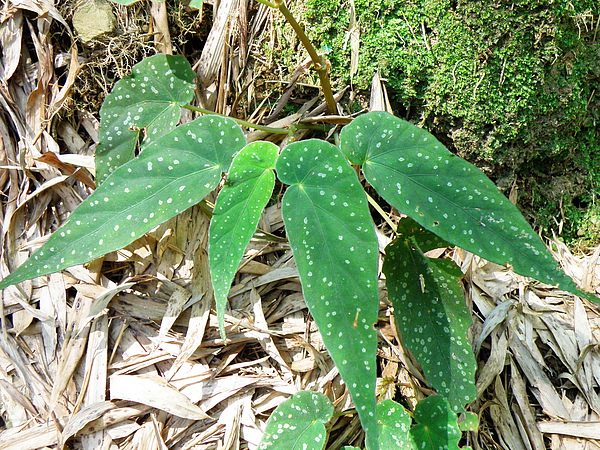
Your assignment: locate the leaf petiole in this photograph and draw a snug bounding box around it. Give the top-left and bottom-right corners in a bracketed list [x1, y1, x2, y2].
[254, 0, 278, 7]
[183, 105, 290, 134]
[366, 192, 397, 233]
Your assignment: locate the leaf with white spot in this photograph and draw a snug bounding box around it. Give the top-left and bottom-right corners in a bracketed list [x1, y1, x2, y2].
[209, 141, 278, 340]
[96, 54, 195, 184]
[410, 396, 461, 450]
[276, 140, 380, 450]
[383, 220, 477, 413]
[258, 391, 332, 450]
[377, 400, 412, 449]
[459, 412, 479, 431]
[340, 111, 595, 301]
[396, 216, 449, 253]
[0, 116, 245, 291]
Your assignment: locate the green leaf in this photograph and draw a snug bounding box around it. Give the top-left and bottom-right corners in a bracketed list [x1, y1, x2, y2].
[410, 396, 461, 450]
[377, 400, 412, 449]
[0, 116, 245, 290]
[209, 141, 278, 340]
[96, 54, 195, 184]
[258, 391, 333, 450]
[383, 221, 477, 413]
[276, 140, 380, 450]
[340, 111, 594, 301]
[396, 216, 449, 253]
[459, 412, 479, 432]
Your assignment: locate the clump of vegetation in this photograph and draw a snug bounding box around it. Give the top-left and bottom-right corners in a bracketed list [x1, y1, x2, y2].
[303, 0, 600, 243]
[56, 0, 212, 115]
[2, 51, 594, 448]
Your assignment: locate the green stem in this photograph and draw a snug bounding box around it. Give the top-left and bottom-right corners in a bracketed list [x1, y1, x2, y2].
[183, 105, 290, 134]
[254, 0, 278, 7]
[366, 192, 397, 232]
[332, 408, 357, 418]
[237, 0, 339, 115]
[184, 105, 330, 137]
[289, 123, 330, 133]
[274, 0, 338, 115]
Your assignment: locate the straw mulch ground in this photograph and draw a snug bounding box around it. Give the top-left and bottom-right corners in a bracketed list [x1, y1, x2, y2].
[1, 1, 599, 449]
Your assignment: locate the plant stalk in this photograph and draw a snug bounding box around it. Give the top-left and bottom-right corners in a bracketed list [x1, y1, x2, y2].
[184, 105, 329, 136]
[183, 105, 290, 134]
[258, 0, 338, 115]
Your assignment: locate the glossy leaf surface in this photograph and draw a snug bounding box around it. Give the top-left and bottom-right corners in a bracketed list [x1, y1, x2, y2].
[340, 111, 591, 300]
[96, 54, 195, 184]
[277, 140, 380, 449]
[383, 221, 476, 412]
[0, 117, 245, 290]
[210, 141, 278, 339]
[410, 396, 461, 450]
[258, 391, 332, 450]
[377, 400, 412, 449]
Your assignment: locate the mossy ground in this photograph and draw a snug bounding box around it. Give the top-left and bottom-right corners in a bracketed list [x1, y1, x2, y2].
[301, 0, 600, 244]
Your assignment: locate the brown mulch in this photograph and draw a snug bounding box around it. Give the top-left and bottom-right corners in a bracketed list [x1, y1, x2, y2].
[1, 1, 599, 449]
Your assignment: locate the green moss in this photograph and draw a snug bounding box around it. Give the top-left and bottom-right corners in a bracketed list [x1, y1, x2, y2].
[578, 203, 600, 246]
[301, 0, 600, 243]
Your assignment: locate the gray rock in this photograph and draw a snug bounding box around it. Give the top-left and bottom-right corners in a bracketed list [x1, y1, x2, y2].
[72, 0, 117, 44]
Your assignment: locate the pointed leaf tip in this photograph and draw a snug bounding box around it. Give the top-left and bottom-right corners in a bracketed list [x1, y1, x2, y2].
[276, 139, 380, 449]
[383, 230, 477, 413]
[0, 116, 245, 291]
[340, 111, 595, 302]
[209, 141, 278, 340]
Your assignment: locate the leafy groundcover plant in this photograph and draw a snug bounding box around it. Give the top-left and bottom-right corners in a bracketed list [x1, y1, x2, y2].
[0, 54, 595, 449]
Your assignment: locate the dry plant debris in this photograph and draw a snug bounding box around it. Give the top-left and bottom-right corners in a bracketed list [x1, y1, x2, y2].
[0, 1, 599, 449]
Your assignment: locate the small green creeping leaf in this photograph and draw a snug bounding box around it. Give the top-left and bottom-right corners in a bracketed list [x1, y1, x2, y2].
[0, 116, 245, 291]
[340, 111, 593, 300]
[459, 411, 480, 431]
[258, 391, 333, 450]
[383, 221, 477, 413]
[377, 400, 412, 449]
[410, 396, 461, 450]
[276, 140, 380, 450]
[97, 54, 195, 184]
[209, 141, 278, 340]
